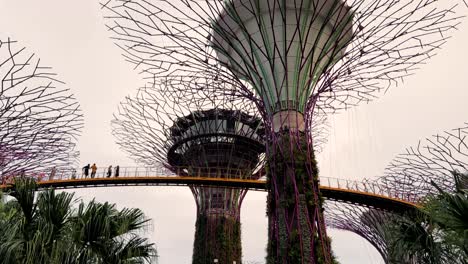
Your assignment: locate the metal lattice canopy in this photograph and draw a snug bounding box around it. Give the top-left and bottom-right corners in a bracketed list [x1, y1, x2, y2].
[376, 122, 468, 201]
[167, 108, 265, 174]
[0, 39, 83, 178]
[326, 123, 468, 263]
[325, 200, 396, 262]
[101, 0, 462, 122]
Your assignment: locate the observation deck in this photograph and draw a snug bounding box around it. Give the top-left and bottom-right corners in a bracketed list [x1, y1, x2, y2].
[167, 108, 264, 174]
[0, 166, 419, 212]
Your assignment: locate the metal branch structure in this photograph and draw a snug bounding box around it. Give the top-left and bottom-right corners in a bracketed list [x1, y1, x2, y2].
[325, 201, 396, 263]
[100, 0, 463, 263]
[0, 39, 83, 182]
[377, 122, 468, 201]
[326, 123, 468, 264]
[100, 0, 461, 117]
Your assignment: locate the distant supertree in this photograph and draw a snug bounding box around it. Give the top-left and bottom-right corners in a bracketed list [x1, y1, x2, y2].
[101, 1, 462, 262]
[0, 39, 83, 181]
[325, 201, 396, 263]
[112, 75, 329, 264]
[327, 123, 468, 264]
[377, 123, 468, 201]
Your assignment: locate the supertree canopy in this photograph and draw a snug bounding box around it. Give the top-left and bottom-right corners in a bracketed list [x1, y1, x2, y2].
[210, 0, 353, 122]
[101, 0, 463, 263]
[325, 201, 397, 263]
[377, 122, 468, 201]
[168, 108, 264, 172]
[101, 0, 461, 120]
[326, 123, 468, 264]
[0, 39, 83, 180]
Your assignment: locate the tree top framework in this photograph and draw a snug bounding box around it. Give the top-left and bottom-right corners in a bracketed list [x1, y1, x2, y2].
[112, 74, 329, 172]
[376, 122, 468, 201]
[325, 200, 395, 262]
[101, 0, 462, 122]
[0, 39, 83, 178]
[327, 123, 468, 262]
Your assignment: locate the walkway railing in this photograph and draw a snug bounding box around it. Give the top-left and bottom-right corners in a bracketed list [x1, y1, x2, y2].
[0, 166, 420, 204]
[321, 177, 420, 204]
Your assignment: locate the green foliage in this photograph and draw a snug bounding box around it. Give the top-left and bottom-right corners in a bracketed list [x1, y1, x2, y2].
[0, 177, 157, 264]
[385, 212, 446, 263]
[382, 172, 468, 264]
[266, 132, 334, 264]
[286, 229, 301, 262]
[315, 235, 340, 264]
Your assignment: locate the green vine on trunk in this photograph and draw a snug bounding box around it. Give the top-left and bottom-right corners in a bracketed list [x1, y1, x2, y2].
[266, 131, 338, 264]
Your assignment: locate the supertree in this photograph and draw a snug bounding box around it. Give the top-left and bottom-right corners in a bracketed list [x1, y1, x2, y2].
[377, 122, 468, 200]
[0, 38, 83, 181]
[325, 201, 397, 263]
[112, 75, 329, 264]
[100, 1, 462, 262]
[326, 123, 468, 263]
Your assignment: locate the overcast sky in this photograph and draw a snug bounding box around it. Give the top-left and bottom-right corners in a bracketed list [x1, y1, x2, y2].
[1, 1, 467, 263]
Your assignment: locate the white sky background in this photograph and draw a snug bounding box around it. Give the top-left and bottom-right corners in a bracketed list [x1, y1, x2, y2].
[1, 1, 467, 263]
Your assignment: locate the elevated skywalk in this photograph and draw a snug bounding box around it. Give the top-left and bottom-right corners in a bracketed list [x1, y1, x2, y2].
[0, 166, 419, 212]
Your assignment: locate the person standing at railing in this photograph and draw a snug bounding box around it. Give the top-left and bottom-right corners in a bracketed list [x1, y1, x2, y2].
[91, 163, 97, 178]
[106, 165, 112, 178]
[82, 164, 90, 178]
[49, 167, 56, 181]
[114, 165, 120, 177]
[71, 168, 77, 179]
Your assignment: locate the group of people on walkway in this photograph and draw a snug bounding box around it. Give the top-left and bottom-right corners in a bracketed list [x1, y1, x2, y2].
[82, 164, 120, 178]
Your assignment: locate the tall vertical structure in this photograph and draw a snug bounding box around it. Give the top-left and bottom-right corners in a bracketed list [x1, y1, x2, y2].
[112, 78, 267, 264]
[167, 108, 265, 264]
[102, 1, 462, 262]
[210, 2, 353, 263]
[0, 38, 83, 179]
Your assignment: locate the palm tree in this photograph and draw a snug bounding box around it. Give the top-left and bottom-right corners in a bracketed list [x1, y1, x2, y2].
[386, 212, 456, 264]
[423, 172, 468, 262]
[0, 177, 157, 264]
[384, 172, 468, 264]
[70, 200, 156, 264]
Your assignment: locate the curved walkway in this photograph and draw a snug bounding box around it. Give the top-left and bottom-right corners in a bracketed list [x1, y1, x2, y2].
[0, 166, 418, 212]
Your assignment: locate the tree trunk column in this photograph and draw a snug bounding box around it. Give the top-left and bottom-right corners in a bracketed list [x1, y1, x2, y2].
[267, 130, 331, 264]
[192, 213, 242, 264]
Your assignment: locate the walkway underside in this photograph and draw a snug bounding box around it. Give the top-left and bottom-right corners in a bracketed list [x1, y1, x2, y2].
[0, 176, 417, 212]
